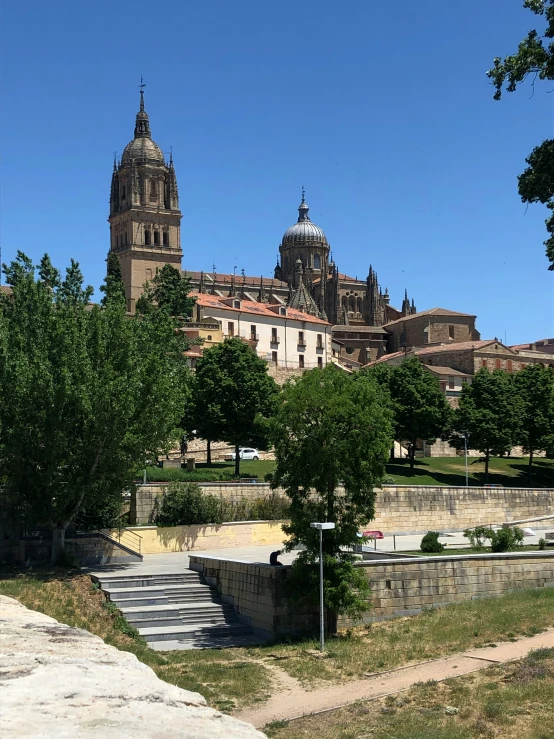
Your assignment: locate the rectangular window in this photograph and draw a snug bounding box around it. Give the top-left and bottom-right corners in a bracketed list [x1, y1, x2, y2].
[162, 232, 169, 246]
[228, 322, 234, 337]
[439, 381, 447, 393]
[144, 230, 151, 246]
[299, 354, 305, 368]
[495, 359, 501, 369]
[271, 328, 278, 343]
[250, 325, 257, 340]
[507, 359, 513, 372]
[317, 357, 323, 369]
[154, 231, 160, 246]
[298, 331, 305, 345]
[449, 325, 455, 339]
[448, 377, 455, 390]
[271, 351, 278, 364]
[481, 359, 487, 368]
[316, 333, 323, 349]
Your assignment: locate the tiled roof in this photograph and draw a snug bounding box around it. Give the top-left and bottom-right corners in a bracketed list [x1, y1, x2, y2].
[414, 340, 503, 355]
[383, 307, 475, 327]
[424, 365, 470, 377]
[192, 293, 330, 325]
[368, 350, 406, 365]
[332, 325, 389, 334]
[184, 271, 288, 289]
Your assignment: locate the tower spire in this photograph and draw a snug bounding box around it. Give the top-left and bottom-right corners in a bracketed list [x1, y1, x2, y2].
[139, 76, 146, 112]
[298, 186, 310, 222]
[134, 78, 151, 138]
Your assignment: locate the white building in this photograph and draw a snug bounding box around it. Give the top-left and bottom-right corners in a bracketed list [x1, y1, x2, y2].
[192, 293, 332, 370]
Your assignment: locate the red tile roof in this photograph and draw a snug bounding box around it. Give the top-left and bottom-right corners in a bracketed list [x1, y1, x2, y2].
[383, 307, 475, 327]
[192, 293, 330, 325]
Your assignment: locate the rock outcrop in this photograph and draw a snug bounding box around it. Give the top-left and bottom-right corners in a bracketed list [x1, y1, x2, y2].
[0, 595, 267, 738]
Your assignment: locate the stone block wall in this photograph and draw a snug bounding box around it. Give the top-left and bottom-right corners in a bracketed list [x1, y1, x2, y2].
[132, 483, 553, 532]
[190, 552, 554, 639]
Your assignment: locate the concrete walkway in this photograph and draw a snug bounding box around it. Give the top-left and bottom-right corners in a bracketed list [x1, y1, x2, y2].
[234, 628, 554, 728]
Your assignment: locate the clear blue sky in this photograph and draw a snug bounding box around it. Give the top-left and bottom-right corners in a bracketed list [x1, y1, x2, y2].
[1, 0, 552, 344]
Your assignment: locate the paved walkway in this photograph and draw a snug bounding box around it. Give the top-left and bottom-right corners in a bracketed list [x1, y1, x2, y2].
[234, 628, 554, 728]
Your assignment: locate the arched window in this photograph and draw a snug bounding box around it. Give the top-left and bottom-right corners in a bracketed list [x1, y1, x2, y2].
[144, 230, 151, 246]
[154, 231, 160, 246]
[121, 185, 126, 200]
[150, 180, 157, 201]
[357, 297, 363, 313]
[349, 295, 356, 312]
[116, 234, 119, 248]
[162, 231, 169, 246]
[313, 254, 321, 269]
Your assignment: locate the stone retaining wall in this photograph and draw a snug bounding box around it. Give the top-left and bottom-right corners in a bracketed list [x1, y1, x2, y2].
[132, 483, 553, 531]
[190, 551, 554, 639]
[119, 520, 286, 554]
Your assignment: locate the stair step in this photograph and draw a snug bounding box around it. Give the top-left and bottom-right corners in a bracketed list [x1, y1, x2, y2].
[140, 623, 252, 642]
[130, 614, 234, 628]
[99, 575, 202, 590]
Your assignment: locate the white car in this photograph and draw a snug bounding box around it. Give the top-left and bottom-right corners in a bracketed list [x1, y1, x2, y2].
[230, 448, 260, 461]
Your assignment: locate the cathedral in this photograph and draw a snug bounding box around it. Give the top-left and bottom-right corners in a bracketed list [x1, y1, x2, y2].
[108, 90, 425, 365]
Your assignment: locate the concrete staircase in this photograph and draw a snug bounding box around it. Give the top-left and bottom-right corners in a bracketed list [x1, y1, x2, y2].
[93, 571, 264, 650]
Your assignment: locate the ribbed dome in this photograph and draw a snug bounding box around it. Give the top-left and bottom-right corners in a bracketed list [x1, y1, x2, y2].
[121, 88, 165, 165]
[281, 192, 328, 245]
[121, 137, 164, 164]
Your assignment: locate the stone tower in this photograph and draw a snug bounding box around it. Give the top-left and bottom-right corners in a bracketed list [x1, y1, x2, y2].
[108, 85, 182, 312]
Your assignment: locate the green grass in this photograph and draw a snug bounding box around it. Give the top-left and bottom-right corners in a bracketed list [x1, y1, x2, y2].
[264, 648, 554, 739]
[406, 544, 549, 557]
[252, 587, 554, 685]
[145, 457, 554, 487]
[385, 456, 554, 488]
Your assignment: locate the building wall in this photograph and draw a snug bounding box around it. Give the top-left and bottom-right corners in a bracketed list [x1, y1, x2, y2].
[386, 315, 479, 351]
[190, 552, 554, 638]
[131, 483, 553, 531]
[197, 304, 331, 369]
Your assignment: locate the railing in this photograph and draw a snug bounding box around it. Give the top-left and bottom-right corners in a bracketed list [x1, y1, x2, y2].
[100, 527, 142, 555]
[270, 337, 280, 345]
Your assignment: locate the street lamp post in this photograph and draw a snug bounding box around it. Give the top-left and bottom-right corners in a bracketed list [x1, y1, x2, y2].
[463, 433, 469, 488]
[310, 522, 336, 653]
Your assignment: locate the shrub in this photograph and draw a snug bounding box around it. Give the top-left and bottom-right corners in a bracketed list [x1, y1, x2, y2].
[142, 466, 239, 483]
[154, 483, 290, 526]
[420, 531, 444, 553]
[155, 483, 225, 526]
[538, 537, 547, 550]
[463, 525, 492, 550]
[488, 526, 524, 553]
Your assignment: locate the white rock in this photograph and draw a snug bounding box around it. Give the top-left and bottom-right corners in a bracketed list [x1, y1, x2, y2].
[0, 595, 267, 738]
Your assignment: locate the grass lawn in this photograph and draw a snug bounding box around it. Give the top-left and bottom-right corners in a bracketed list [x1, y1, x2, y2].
[264, 647, 554, 739]
[385, 456, 554, 488]
[147, 456, 554, 487]
[1, 569, 553, 715]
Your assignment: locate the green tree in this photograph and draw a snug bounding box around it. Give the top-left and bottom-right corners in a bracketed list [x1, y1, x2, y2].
[0, 253, 190, 562]
[515, 364, 554, 483]
[388, 358, 452, 471]
[269, 365, 393, 633]
[136, 263, 196, 317]
[100, 252, 126, 307]
[451, 369, 522, 483]
[193, 338, 278, 475]
[488, 0, 554, 269]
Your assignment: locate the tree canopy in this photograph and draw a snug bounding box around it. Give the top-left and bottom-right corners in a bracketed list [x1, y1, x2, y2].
[192, 338, 278, 475]
[0, 252, 191, 562]
[488, 0, 554, 269]
[514, 363, 554, 482]
[451, 368, 522, 482]
[269, 365, 393, 631]
[387, 358, 452, 470]
[136, 263, 196, 317]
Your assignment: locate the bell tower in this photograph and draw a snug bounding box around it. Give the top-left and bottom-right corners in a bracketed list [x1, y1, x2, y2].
[108, 82, 182, 312]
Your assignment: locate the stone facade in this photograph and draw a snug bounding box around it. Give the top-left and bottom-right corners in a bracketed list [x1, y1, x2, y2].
[384, 309, 480, 352]
[190, 551, 554, 638]
[132, 483, 553, 531]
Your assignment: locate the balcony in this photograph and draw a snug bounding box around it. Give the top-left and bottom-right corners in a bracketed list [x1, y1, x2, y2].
[297, 340, 307, 348]
[249, 333, 260, 342]
[270, 336, 281, 345]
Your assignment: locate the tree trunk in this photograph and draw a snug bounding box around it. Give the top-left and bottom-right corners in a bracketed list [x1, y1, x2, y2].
[326, 609, 338, 636]
[50, 525, 67, 564]
[234, 444, 240, 477]
[484, 451, 490, 484]
[409, 443, 416, 471]
[528, 449, 534, 487]
[206, 439, 211, 465]
[389, 444, 395, 461]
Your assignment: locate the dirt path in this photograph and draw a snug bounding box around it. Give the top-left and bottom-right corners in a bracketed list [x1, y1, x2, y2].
[234, 628, 554, 728]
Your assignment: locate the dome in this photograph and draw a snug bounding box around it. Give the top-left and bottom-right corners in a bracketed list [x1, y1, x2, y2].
[121, 137, 164, 165]
[281, 192, 328, 245]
